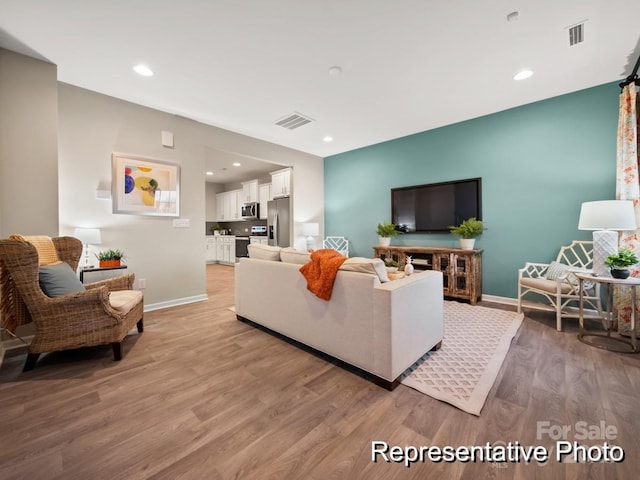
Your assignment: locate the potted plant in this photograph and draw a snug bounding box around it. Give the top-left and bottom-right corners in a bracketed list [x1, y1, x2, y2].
[96, 249, 125, 268]
[211, 223, 222, 236]
[604, 248, 638, 279]
[377, 221, 401, 246]
[449, 217, 485, 250]
[384, 258, 399, 273]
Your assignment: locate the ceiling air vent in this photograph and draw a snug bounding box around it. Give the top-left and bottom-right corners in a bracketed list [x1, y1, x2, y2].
[275, 112, 314, 130]
[568, 23, 584, 46]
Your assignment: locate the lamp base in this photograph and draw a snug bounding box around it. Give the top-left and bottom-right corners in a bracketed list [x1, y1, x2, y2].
[306, 236, 315, 252]
[592, 230, 618, 277]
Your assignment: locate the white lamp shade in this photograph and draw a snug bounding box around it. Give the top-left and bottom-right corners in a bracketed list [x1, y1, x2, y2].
[302, 223, 319, 237]
[578, 200, 637, 231]
[74, 227, 102, 245]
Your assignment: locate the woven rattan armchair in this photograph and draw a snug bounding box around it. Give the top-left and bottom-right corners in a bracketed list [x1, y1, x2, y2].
[0, 236, 143, 371]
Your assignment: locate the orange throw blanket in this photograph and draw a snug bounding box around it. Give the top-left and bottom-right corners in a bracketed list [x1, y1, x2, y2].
[299, 249, 348, 301]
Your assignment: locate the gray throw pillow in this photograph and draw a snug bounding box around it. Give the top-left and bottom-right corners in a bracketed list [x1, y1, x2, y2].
[39, 262, 85, 297]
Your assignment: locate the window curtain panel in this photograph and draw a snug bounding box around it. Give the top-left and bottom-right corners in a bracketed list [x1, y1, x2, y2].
[614, 83, 640, 335]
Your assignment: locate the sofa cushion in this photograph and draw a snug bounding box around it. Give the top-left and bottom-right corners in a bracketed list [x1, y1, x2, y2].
[340, 257, 389, 283]
[39, 262, 85, 297]
[248, 243, 282, 261]
[109, 290, 143, 313]
[280, 247, 310, 265]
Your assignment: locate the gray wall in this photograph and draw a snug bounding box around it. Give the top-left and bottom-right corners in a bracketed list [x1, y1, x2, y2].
[0, 48, 59, 237]
[57, 83, 324, 308]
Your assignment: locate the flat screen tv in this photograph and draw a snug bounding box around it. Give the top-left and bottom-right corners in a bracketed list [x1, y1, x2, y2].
[391, 178, 482, 233]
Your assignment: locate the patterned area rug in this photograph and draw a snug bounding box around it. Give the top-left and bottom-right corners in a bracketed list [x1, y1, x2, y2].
[401, 301, 523, 416]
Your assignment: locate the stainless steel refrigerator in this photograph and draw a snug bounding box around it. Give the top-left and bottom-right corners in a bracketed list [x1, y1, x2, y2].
[267, 197, 290, 247]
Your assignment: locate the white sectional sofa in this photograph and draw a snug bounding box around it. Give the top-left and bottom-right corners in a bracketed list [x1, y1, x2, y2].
[234, 251, 444, 389]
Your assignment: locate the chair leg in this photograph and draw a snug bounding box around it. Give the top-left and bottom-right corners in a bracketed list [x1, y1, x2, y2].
[136, 318, 144, 333]
[112, 342, 122, 361]
[556, 302, 562, 332]
[517, 286, 522, 313]
[23, 353, 40, 372]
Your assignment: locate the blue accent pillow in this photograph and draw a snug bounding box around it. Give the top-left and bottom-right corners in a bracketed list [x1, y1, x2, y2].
[39, 262, 85, 297]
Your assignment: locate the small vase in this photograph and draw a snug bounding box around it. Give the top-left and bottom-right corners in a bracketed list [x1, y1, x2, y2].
[379, 236, 391, 247]
[611, 268, 630, 279]
[460, 238, 475, 250]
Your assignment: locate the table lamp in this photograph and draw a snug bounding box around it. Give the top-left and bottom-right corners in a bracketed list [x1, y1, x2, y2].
[302, 223, 319, 252]
[578, 200, 637, 276]
[74, 227, 102, 268]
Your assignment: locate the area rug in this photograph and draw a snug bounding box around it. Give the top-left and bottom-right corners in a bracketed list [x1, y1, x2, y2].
[401, 301, 523, 416]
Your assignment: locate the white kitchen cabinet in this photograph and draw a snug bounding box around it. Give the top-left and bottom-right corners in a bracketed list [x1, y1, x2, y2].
[216, 193, 225, 221]
[258, 183, 271, 219]
[233, 190, 243, 220]
[217, 236, 235, 264]
[241, 180, 259, 203]
[216, 236, 225, 260]
[206, 236, 216, 262]
[250, 236, 269, 245]
[270, 168, 291, 198]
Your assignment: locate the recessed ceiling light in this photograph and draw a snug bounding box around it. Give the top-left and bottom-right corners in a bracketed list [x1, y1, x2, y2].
[328, 66, 342, 75]
[233, 162, 241, 167]
[514, 70, 533, 81]
[206, 171, 213, 176]
[133, 64, 154, 77]
[323, 136, 333, 142]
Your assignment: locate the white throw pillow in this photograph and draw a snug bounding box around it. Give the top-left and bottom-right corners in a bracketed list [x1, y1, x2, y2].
[280, 247, 311, 265]
[248, 243, 282, 261]
[340, 257, 390, 283]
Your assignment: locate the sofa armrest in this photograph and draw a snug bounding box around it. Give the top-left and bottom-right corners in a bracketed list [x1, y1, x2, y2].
[373, 270, 444, 380]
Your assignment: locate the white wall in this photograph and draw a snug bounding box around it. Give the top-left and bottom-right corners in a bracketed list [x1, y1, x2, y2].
[57, 83, 324, 308]
[0, 48, 59, 237]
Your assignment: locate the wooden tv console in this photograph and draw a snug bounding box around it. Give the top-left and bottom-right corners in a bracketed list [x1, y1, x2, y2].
[373, 245, 482, 305]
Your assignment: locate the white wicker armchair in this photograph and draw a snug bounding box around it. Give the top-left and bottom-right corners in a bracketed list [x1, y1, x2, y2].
[322, 236, 349, 257]
[517, 240, 603, 331]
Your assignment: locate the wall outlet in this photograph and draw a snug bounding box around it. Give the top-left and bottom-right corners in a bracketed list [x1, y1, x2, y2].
[138, 278, 147, 289]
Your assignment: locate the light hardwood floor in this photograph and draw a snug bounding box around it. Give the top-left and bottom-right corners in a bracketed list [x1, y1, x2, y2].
[0, 264, 638, 479]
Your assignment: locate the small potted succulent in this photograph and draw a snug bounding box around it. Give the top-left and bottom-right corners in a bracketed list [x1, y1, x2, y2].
[96, 249, 125, 268]
[211, 223, 222, 235]
[604, 248, 638, 279]
[376, 221, 401, 247]
[384, 258, 399, 273]
[449, 217, 485, 250]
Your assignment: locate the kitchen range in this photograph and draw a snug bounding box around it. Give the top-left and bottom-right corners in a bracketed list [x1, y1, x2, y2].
[235, 225, 268, 259]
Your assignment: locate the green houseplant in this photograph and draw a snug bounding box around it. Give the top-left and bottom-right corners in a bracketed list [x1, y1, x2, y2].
[96, 249, 125, 268]
[376, 221, 401, 246]
[449, 217, 485, 250]
[604, 248, 638, 279]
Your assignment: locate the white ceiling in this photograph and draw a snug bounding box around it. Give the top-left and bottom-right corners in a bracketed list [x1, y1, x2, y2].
[1, 0, 639, 183]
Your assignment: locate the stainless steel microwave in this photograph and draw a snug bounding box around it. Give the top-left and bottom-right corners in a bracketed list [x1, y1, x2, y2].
[240, 202, 259, 219]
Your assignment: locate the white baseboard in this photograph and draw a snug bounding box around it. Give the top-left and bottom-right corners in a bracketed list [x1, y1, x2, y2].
[144, 294, 208, 312]
[481, 294, 518, 306]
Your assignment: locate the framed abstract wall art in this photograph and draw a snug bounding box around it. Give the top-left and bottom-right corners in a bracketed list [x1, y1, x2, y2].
[112, 153, 180, 216]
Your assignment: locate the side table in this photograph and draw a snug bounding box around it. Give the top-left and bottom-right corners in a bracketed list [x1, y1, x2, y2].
[574, 272, 640, 353]
[79, 265, 128, 283]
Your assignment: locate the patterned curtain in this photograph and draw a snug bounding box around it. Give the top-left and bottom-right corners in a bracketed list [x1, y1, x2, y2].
[614, 83, 640, 335]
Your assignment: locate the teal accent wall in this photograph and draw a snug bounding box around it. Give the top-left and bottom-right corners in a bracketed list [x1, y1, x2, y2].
[325, 82, 619, 299]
